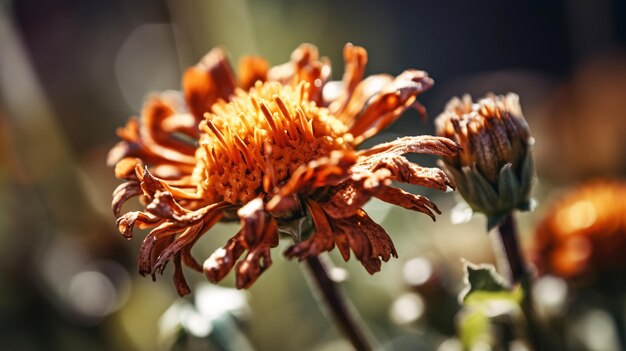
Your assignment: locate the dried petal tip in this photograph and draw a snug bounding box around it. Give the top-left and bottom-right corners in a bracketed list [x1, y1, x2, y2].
[435, 93, 535, 228]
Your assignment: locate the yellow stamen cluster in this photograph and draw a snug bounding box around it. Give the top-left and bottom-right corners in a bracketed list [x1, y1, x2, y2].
[193, 81, 352, 204]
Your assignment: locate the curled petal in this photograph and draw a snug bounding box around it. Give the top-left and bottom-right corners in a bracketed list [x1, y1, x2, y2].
[181, 241, 203, 272]
[112, 181, 142, 217]
[351, 136, 459, 191]
[114, 157, 142, 180]
[107, 93, 199, 169]
[151, 208, 224, 275]
[323, 183, 373, 219]
[351, 155, 454, 191]
[152, 222, 205, 275]
[138, 166, 203, 201]
[203, 234, 246, 283]
[173, 253, 191, 296]
[145, 191, 188, 219]
[329, 43, 368, 115]
[374, 186, 440, 221]
[348, 70, 434, 144]
[138, 222, 186, 276]
[122, 196, 230, 290]
[285, 200, 335, 260]
[357, 135, 460, 158]
[333, 210, 397, 274]
[335, 74, 393, 124]
[270, 151, 357, 200]
[116, 211, 161, 239]
[138, 95, 197, 163]
[183, 47, 236, 118]
[238, 198, 267, 247]
[238, 55, 269, 91]
[268, 43, 331, 105]
[333, 225, 351, 262]
[235, 219, 279, 289]
[107, 119, 141, 166]
[150, 164, 195, 181]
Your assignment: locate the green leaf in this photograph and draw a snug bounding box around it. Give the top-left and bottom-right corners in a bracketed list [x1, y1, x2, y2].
[458, 260, 513, 303]
[457, 260, 524, 349]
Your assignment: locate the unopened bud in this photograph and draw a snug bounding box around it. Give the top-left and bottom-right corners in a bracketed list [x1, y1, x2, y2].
[435, 93, 535, 228]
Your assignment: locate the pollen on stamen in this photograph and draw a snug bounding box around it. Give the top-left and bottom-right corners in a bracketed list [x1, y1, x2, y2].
[192, 81, 352, 205]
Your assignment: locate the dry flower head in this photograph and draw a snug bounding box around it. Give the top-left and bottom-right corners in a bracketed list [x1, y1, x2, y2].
[109, 43, 459, 295]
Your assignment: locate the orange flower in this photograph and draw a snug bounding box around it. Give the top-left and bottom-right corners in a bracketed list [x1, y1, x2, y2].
[109, 43, 459, 295]
[533, 181, 626, 282]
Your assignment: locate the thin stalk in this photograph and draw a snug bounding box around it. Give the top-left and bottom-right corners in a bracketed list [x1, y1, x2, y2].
[305, 256, 375, 351]
[496, 214, 527, 283]
[496, 213, 557, 350]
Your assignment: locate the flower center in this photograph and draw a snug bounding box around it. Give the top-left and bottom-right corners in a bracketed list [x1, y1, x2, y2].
[192, 81, 352, 204]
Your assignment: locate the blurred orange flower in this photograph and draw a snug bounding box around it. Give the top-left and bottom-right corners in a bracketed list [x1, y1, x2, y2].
[109, 43, 458, 295]
[533, 181, 626, 282]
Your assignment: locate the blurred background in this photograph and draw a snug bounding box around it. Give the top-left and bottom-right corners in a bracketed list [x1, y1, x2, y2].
[1, 0, 626, 350]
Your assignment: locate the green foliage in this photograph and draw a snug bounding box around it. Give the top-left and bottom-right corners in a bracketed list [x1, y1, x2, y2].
[457, 261, 525, 349]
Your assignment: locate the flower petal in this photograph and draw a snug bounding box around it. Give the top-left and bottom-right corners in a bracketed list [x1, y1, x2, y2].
[373, 186, 440, 221]
[116, 211, 161, 238]
[323, 183, 373, 219]
[107, 92, 199, 168]
[238, 55, 269, 91]
[335, 74, 393, 124]
[235, 219, 279, 289]
[284, 200, 334, 260]
[348, 70, 434, 144]
[112, 181, 142, 217]
[328, 43, 368, 115]
[352, 136, 459, 191]
[332, 210, 397, 274]
[270, 151, 357, 199]
[237, 197, 267, 247]
[203, 233, 246, 283]
[151, 208, 224, 275]
[357, 135, 460, 158]
[268, 43, 331, 105]
[173, 253, 191, 296]
[138, 221, 186, 276]
[183, 47, 236, 119]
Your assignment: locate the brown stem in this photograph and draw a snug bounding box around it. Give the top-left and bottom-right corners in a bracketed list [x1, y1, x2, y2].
[497, 214, 527, 284]
[305, 256, 374, 351]
[496, 213, 559, 350]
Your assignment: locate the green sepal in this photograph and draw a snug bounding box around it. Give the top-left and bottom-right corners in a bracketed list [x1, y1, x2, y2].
[277, 209, 314, 242]
[442, 143, 536, 230]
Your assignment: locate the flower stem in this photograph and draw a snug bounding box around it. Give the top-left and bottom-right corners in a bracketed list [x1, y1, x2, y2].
[496, 213, 558, 350]
[496, 214, 527, 284]
[305, 256, 375, 351]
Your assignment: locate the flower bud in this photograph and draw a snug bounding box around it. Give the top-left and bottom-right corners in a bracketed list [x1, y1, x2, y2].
[435, 93, 535, 228]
